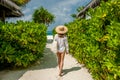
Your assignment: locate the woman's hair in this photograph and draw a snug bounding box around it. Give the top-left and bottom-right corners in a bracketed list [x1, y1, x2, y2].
[58, 34, 65, 37]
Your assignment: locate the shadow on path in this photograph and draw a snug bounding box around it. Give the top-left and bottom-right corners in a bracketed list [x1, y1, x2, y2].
[29, 47, 57, 70]
[62, 67, 81, 76]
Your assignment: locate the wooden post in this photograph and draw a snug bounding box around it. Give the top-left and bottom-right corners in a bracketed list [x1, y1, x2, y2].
[2, 10, 5, 22]
[0, 10, 5, 22]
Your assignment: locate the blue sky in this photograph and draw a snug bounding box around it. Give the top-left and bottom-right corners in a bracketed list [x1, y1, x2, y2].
[7, 0, 91, 31]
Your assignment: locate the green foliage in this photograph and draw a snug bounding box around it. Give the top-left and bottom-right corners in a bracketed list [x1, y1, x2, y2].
[11, 0, 30, 6]
[32, 6, 55, 26]
[0, 21, 47, 67]
[66, 0, 120, 80]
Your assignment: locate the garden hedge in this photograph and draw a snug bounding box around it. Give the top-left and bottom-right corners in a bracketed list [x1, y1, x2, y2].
[0, 21, 47, 67]
[66, 0, 120, 80]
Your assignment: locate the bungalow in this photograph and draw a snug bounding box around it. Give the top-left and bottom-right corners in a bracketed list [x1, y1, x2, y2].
[0, 0, 23, 22]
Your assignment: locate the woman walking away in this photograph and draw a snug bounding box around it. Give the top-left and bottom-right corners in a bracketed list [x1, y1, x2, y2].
[53, 25, 69, 76]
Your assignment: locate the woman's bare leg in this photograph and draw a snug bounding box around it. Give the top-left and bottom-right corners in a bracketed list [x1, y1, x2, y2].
[59, 52, 65, 76]
[57, 52, 61, 70]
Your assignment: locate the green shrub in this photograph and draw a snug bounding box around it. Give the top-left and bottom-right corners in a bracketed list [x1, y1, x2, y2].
[0, 21, 47, 67]
[66, 0, 120, 80]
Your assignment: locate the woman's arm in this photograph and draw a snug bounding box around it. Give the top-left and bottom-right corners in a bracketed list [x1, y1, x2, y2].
[65, 36, 69, 54]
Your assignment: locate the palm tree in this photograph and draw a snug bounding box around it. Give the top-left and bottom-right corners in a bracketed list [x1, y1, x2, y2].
[32, 7, 55, 27]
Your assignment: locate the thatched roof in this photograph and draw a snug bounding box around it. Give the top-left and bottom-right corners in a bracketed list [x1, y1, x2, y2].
[0, 0, 23, 18]
[77, 0, 100, 18]
[77, 0, 108, 18]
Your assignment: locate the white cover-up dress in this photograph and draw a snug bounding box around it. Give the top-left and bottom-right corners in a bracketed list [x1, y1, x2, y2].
[54, 34, 69, 53]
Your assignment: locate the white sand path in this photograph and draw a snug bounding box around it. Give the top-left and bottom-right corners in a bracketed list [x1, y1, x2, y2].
[18, 43, 93, 80]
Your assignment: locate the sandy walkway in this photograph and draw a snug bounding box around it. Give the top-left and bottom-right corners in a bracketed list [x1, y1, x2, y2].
[18, 43, 93, 80]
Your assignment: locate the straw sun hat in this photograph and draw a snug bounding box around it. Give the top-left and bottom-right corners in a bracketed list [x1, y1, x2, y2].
[55, 25, 68, 34]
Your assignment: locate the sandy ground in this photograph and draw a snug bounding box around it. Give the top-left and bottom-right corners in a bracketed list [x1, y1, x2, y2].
[0, 38, 94, 80]
[19, 43, 93, 80]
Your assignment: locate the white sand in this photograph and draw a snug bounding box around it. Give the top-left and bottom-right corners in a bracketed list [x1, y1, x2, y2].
[47, 35, 53, 43]
[18, 43, 93, 80]
[47, 35, 53, 40]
